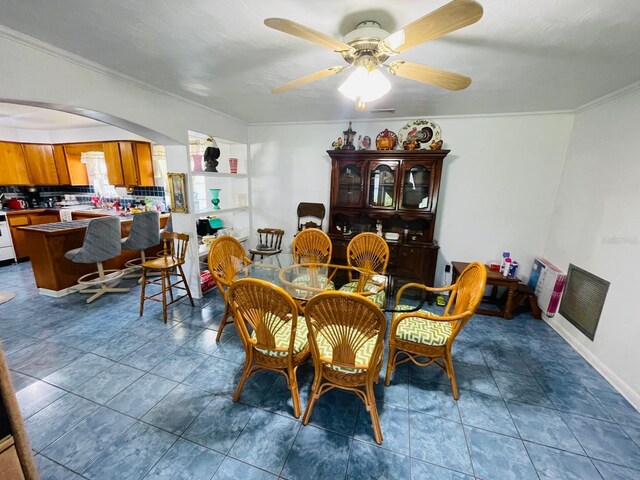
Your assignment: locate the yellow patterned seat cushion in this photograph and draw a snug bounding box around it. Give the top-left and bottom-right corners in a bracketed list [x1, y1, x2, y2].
[395, 306, 452, 346]
[314, 327, 378, 374]
[339, 281, 385, 308]
[251, 316, 308, 357]
[291, 274, 335, 299]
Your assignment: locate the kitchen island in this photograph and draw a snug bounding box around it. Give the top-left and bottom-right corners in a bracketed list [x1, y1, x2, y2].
[19, 213, 169, 296]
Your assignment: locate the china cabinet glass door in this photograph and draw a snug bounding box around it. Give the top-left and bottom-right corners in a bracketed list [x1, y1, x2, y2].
[400, 163, 433, 210]
[336, 163, 363, 207]
[368, 161, 398, 209]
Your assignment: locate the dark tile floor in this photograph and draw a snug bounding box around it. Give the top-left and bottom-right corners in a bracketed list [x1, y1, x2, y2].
[1, 261, 640, 479]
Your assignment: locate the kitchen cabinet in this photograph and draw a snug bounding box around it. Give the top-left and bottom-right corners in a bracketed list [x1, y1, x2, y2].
[119, 141, 138, 186]
[119, 141, 155, 187]
[22, 144, 59, 185]
[53, 144, 71, 185]
[0, 142, 31, 185]
[102, 142, 124, 186]
[62, 143, 100, 185]
[134, 142, 155, 186]
[327, 149, 449, 289]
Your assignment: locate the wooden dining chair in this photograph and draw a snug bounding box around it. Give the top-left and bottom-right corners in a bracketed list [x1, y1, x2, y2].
[297, 202, 325, 231]
[228, 278, 310, 417]
[385, 262, 487, 399]
[248, 228, 285, 261]
[139, 232, 194, 323]
[207, 236, 252, 341]
[339, 232, 390, 308]
[302, 291, 387, 444]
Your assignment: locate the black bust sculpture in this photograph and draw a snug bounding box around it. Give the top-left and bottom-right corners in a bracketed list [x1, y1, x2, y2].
[204, 137, 220, 172]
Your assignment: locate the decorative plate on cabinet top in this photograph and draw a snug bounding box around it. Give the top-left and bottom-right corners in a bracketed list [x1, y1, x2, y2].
[375, 129, 398, 150]
[398, 120, 441, 147]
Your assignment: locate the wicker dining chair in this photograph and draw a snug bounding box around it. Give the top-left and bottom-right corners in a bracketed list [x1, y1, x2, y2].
[385, 262, 487, 399]
[339, 232, 390, 308]
[227, 278, 310, 417]
[292, 228, 332, 264]
[207, 236, 252, 341]
[139, 232, 195, 323]
[291, 228, 335, 294]
[303, 291, 387, 444]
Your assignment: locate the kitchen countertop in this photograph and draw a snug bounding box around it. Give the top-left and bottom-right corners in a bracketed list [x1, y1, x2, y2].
[18, 212, 169, 235]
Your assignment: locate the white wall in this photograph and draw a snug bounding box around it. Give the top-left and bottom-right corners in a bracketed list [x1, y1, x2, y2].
[248, 113, 574, 284]
[543, 86, 640, 408]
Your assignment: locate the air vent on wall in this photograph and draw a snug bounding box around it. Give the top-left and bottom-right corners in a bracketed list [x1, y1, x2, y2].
[368, 108, 395, 114]
[559, 264, 610, 341]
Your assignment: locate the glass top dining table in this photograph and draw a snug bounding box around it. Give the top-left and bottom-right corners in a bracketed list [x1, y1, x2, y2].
[233, 254, 427, 313]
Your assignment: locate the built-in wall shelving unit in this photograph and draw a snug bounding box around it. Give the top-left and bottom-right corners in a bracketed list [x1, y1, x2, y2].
[188, 130, 251, 296]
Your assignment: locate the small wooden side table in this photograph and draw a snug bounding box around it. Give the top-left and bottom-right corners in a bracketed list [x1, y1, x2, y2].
[452, 261, 521, 320]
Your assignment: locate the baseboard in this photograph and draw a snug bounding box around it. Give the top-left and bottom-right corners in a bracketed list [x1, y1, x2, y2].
[544, 314, 640, 411]
[38, 287, 75, 297]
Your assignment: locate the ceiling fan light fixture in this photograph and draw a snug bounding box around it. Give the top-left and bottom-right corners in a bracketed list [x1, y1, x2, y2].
[338, 66, 391, 103]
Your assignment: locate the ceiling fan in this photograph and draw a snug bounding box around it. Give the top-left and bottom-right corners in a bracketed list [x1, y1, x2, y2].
[265, 0, 483, 109]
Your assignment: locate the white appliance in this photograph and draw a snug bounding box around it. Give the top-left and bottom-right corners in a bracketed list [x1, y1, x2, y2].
[528, 258, 566, 317]
[0, 213, 17, 262]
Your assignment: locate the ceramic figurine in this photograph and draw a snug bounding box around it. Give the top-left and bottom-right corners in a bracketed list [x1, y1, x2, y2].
[204, 137, 220, 172]
[361, 135, 371, 150]
[430, 139, 443, 150]
[341, 121, 356, 150]
[332, 137, 343, 149]
[357, 135, 362, 150]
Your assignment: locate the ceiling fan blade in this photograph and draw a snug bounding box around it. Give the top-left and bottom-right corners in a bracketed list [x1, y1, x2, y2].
[388, 61, 471, 90]
[383, 0, 483, 53]
[264, 18, 352, 53]
[272, 66, 346, 94]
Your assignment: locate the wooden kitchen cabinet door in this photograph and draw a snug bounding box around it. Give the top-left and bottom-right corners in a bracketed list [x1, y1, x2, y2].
[103, 142, 125, 186]
[63, 144, 94, 185]
[119, 142, 138, 186]
[134, 142, 155, 186]
[0, 142, 31, 185]
[23, 144, 59, 185]
[53, 144, 71, 185]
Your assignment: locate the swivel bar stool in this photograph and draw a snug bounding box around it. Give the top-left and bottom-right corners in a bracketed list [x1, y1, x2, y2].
[65, 216, 129, 303]
[121, 211, 160, 278]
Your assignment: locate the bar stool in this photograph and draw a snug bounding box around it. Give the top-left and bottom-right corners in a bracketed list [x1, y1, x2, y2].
[139, 232, 194, 323]
[121, 211, 160, 278]
[65, 216, 129, 303]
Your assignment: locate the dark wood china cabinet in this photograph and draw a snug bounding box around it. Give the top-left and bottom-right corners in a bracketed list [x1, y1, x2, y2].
[328, 149, 449, 290]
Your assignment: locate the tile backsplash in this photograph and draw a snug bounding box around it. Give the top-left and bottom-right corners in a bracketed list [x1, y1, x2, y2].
[0, 185, 165, 208]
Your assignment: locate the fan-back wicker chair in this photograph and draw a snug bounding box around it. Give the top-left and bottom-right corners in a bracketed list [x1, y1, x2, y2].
[228, 278, 310, 417]
[339, 232, 390, 308]
[384, 262, 487, 399]
[139, 232, 195, 323]
[248, 228, 285, 261]
[291, 228, 334, 294]
[302, 291, 387, 444]
[292, 228, 332, 264]
[207, 236, 252, 341]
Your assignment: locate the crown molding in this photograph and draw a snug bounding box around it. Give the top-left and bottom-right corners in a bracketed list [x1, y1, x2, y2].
[247, 109, 574, 127]
[0, 25, 246, 127]
[574, 80, 640, 114]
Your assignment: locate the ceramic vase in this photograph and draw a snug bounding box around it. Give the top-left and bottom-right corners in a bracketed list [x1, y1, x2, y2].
[228, 157, 238, 174]
[192, 154, 204, 172]
[209, 188, 221, 210]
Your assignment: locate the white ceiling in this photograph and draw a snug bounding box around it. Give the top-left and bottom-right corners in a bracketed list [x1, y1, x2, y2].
[0, 103, 106, 130]
[1, 0, 639, 123]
